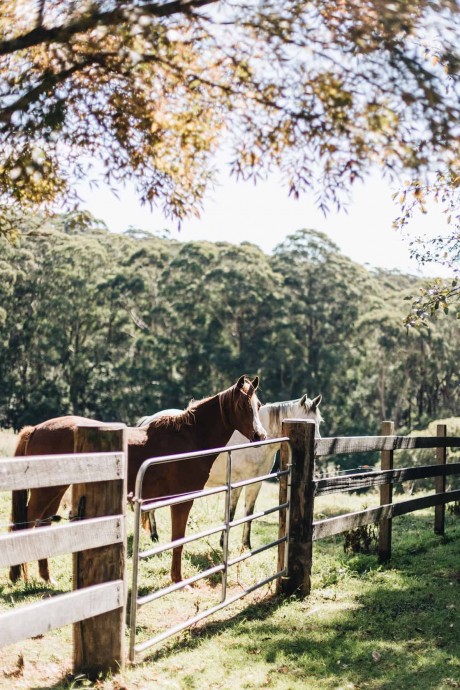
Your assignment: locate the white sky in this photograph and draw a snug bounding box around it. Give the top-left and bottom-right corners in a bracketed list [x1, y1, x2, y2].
[79, 170, 452, 278]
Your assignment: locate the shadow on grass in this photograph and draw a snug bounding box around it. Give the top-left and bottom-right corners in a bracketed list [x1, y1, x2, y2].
[0, 580, 69, 607]
[19, 512, 460, 690]
[245, 573, 459, 690]
[137, 512, 460, 690]
[142, 590, 285, 663]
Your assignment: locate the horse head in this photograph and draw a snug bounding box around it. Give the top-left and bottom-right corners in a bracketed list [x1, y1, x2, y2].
[299, 393, 323, 438]
[222, 375, 267, 442]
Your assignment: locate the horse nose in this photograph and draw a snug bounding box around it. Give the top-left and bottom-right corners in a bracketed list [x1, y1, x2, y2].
[253, 431, 267, 442]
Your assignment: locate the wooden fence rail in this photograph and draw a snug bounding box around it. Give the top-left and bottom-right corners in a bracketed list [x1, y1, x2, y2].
[278, 419, 460, 597]
[0, 425, 127, 680]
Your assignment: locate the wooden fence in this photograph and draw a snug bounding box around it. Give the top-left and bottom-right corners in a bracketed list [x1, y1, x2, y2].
[277, 419, 460, 597]
[0, 424, 127, 679]
[2, 419, 459, 673]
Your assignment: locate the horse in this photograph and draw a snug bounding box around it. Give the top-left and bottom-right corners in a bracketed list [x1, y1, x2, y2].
[209, 394, 322, 549]
[9, 375, 267, 585]
[136, 408, 183, 542]
[138, 394, 322, 549]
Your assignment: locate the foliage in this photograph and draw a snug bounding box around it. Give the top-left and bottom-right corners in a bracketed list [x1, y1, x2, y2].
[0, 0, 459, 227]
[343, 524, 378, 554]
[1, 214, 459, 454]
[395, 416, 460, 492]
[394, 169, 460, 325]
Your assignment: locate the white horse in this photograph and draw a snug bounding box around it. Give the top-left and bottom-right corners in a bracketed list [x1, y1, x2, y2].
[207, 394, 322, 548]
[137, 394, 322, 548]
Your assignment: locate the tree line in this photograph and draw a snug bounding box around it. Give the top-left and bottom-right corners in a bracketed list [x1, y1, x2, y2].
[1, 215, 458, 447]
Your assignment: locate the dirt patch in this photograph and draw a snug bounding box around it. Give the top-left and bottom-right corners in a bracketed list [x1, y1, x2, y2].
[0, 634, 71, 690]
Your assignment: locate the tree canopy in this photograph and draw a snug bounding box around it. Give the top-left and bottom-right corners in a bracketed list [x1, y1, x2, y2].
[1, 0, 459, 224]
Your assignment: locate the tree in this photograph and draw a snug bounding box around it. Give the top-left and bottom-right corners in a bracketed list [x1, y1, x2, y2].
[0, 219, 153, 427]
[269, 229, 373, 432]
[394, 168, 460, 326]
[1, 1, 459, 230]
[1, 213, 459, 435]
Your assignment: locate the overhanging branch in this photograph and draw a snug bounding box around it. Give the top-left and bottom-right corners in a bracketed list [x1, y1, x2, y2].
[0, 0, 219, 57]
[0, 55, 111, 125]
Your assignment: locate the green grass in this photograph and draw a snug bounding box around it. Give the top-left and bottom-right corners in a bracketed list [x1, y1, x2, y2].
[0, 462, 459, 690]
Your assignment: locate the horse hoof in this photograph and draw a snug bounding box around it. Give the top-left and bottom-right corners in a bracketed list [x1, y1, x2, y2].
[40, 575, 57, 586]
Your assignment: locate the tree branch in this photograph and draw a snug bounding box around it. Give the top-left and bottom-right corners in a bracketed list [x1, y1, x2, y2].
[0, 0, 218, 57]
[0, 55, 111, 125]
[36, 0, 46, 28]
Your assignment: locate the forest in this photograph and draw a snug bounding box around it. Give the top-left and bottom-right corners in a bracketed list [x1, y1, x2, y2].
[1, 213, 458, 448]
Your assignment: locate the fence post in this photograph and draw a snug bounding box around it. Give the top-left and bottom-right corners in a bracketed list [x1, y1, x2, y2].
[378, 420, 394, 562]
[72, 424, 127, 679]
[435, 423, 447, 535]
[277, 419, 316, 597]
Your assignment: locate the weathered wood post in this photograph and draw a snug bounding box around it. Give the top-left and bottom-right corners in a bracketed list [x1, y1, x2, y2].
[435, 423, 447, 535]
[277, 419, 316, 597]
[72, 424, 127, 679]
[378, 420, 394, 562]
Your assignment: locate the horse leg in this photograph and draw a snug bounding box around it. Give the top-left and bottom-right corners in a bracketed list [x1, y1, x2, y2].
[148, 509, 159, 542]
[9, 488, 29, 582]
[220, 485, 243, 548]
[140, 509, 159, 542]
[170, 500, 194, 583]
[27, 485, 67, 583]
[241, 482, 263, 550]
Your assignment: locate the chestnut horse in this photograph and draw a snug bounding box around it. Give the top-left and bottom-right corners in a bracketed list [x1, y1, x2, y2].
[139, 394, 322, 548]
[10, 375, 266, 584]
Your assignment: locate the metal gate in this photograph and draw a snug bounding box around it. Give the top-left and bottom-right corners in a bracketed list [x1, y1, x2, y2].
[129, 437, 292, 660]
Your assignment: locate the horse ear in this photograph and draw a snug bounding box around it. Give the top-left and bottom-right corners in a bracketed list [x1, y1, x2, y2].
[311, 394, 322, 410]
[236, 375, 246, 390]
[300, 394, 307, 406]
[250, 376, 259, 390]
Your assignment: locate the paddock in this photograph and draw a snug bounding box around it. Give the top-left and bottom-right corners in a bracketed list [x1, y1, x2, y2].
[0, 419, 459, 680]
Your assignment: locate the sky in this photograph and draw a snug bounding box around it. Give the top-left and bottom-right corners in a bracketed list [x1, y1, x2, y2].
[79, 169, 452, 279]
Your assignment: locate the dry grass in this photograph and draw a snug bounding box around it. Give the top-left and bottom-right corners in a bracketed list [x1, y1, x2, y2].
[0, 429, 17, 457]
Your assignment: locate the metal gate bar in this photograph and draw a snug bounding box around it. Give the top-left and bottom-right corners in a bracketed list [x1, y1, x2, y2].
[141, 484, 228, 512]
[129, 438, 292, 661]
[137, 533, 289, 610]
[138, 563, 226, 606]
[139, 467, 289, 513]
[134, 570, 284, 655]
[139, 500, 289, 561]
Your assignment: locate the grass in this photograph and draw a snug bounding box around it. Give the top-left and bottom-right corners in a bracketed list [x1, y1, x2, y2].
[0, 442, 459, 690]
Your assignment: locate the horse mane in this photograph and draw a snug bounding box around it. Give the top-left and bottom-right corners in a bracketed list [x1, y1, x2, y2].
[145, 392, 216, 432]
[145, 377, 256, 434]
[267, 398, 323, 427]
[146, 408, 195, 432]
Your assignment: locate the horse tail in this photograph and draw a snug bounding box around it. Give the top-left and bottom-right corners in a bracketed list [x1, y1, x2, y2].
[9, 426, 34, 581]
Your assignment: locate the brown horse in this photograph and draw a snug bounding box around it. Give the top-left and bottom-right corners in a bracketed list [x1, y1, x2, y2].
[10, 375, 266, 584]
